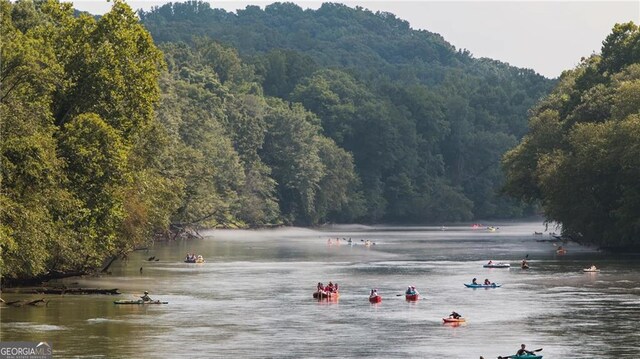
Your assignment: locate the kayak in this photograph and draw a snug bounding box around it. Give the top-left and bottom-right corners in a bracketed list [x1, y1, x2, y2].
[442, 317, 465, 323]
[114, 300, 168, 305]
[464, 283, 502, 288]
[510, 354, 542, 359]
[405, 293, 419, 301]
[369, 295, 382, 303]
[583, 268, 600, 272]
[483, 263, 510, 268]
[313, 291, 339, 300]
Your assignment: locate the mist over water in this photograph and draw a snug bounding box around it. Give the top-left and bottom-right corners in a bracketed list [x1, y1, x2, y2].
[2, 222, 639, 358]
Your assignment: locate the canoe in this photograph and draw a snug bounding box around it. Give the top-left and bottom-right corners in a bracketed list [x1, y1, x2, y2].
[510, 354, 542, 359]
[369, 295, 382, 303]
[313, 291, 339, 300]
[464, 283, 502, 288]
[114, 300, 168, 305]
[442, 317, 465, 323]
[405, 293, 419, 301]
[483, 263, 510, 268]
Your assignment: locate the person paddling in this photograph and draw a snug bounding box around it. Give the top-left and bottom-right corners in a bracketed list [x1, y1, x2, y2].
[140, 291, 152, 302]
[516, 344, 534, 356]
[449, 311, 461, 319]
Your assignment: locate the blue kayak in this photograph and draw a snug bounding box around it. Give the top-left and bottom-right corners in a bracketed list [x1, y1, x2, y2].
[464, 283, 502, 288]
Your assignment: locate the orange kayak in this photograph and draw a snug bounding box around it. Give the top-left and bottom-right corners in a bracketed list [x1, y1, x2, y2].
[313, 291, 339, 300]
[369, 295, 382, 303]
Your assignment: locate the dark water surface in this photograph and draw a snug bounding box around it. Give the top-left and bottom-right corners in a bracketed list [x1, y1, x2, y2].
[2, 222, 639, 358]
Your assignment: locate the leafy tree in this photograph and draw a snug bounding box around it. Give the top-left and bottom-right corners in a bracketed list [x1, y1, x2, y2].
[503, 22, 640, 250]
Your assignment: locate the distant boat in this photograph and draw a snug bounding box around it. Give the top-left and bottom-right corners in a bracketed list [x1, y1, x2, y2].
[114, 300, 168, 305]
[483, 262, 510, 268]
[314, 291, 339, 300]
[464, 283, 502, 288]
[405, 293, 419, 301]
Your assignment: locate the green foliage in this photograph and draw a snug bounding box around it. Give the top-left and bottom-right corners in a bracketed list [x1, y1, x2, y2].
[0, 0, 170, 280]
[140, 1, 553, 222]
[503, 22, 640, 249]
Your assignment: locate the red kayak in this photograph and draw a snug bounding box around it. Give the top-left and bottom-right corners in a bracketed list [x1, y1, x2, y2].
[442, 317, 465, 323]
[405, 293, 419, 301]
[369, 295, 382, 303]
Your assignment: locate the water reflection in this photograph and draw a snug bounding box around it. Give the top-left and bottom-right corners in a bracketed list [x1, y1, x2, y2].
[2, 222, 639, 357]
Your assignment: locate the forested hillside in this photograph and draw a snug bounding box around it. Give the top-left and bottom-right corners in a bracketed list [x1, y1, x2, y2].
[139, 1, 554, 222]
[1, 0, 554, 281]
[503, 22, 640, 250]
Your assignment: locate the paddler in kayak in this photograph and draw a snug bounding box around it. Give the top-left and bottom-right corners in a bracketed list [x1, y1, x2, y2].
[448, 311, 461, 319]
[472, 278, 478, 285]
[516, 344, 534, 356]
[140, 291, 152, 302]
[484, 278, 492, 285]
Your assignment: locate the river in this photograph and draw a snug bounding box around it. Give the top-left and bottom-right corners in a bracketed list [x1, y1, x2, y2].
[1, 222, 639, 358]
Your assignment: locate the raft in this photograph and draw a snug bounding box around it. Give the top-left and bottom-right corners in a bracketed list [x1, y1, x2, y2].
[185, 256, 205, 263]
[114, 300, 168, 305]
[464, 283, 501, 288]
[483, 263, 510, 268]
[442, 317, 465, 323]
[369, 295, 382, 303]
[405, 293, 419, 301]
[313, 291, 339, 300]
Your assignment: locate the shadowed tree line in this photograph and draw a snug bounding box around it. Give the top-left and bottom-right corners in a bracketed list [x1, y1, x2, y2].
[503, 22, 640, 250]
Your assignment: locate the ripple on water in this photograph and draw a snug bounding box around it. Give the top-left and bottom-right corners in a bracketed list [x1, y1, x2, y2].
[86, 318, 123, 324]
[3, 322, 66, 331]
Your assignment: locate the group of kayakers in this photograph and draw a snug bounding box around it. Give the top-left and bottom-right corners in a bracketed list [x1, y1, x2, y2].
[327, 237, 375, 246]
[316, 281, 339, 293]
[184, 253, 204, 263]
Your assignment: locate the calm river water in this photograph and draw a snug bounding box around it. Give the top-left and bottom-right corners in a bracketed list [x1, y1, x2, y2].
[2, 222, 639, 358]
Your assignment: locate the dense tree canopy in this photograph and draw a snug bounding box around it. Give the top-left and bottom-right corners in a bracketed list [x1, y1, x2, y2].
[1, 0, 167, 280]
[2, 0, 566, 282]
[140, 1, 554, 222]
[503, 22, 640, 250]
